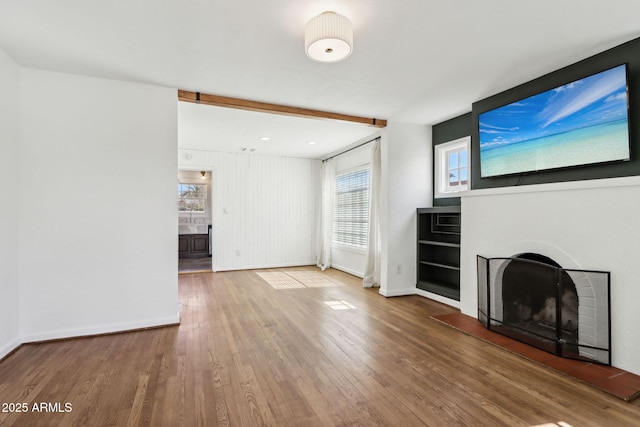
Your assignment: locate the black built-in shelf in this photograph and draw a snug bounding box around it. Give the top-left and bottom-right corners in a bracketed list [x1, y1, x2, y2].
[416, 206, 461, 301]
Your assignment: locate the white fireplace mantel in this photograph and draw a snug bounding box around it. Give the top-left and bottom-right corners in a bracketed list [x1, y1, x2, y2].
[460, 175, 640, 198]
[459, 175, 640, 376]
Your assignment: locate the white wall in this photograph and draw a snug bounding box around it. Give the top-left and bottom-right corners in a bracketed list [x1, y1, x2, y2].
[460, 177, 640, 375]
[0, 49, 21, 358]
[179, 149, 318, 270]
[19, 69, 179, 341]
[380, 121, 432, 296]
[330, 143, 372, 277]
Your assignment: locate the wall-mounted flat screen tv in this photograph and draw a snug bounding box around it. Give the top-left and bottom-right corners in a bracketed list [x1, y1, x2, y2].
[479, 64, 630, 178]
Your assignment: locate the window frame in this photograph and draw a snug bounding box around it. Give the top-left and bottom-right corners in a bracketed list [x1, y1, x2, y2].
[434, 136, 471, 198]
[332, 165, 371, 252]
[178, 183, 207, 213]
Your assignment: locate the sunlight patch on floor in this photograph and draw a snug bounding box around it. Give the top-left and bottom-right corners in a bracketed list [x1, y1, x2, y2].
[285, 270, 343, 288]
[255, 272, 306, 289]
[324, 300, 357, 310]
[256, 270, 344, 290]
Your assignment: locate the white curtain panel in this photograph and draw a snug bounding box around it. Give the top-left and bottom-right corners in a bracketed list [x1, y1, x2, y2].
[317, 159, 336, 270]
[363, 138, 381, 287]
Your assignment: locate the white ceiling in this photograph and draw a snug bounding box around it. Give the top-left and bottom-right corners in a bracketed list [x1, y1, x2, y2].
[2, 0, 640, 158]
[178, 102, 380, 158]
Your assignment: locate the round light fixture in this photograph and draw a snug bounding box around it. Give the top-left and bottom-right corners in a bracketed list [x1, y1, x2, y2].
[305, 11, 353, 63]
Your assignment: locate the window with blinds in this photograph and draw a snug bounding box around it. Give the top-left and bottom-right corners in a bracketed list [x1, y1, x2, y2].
[333, 168, 370, 248]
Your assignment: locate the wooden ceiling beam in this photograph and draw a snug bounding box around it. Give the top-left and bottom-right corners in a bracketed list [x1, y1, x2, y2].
[178, 90, 387, 128]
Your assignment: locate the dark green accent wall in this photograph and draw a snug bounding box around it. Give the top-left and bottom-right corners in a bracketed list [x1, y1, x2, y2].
[432, 37, 640, 198]
[471, 37, 640, 189]
[432, 113, 471, 206]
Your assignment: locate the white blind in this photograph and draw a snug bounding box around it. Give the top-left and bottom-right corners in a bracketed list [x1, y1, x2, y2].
[333, 168, 370, 247]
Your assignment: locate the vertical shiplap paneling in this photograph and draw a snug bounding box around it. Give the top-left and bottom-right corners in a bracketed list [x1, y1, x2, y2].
[273, 156, 286, 263]
[178, 149, 318, 270]
[248, 153, 264, 266]
[237, 153, 251, 268]
[292, 157, 314, 263]
[215, 152, 232, 268]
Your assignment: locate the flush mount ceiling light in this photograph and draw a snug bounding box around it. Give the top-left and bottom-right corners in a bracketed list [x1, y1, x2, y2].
[305, 11, 353, 63]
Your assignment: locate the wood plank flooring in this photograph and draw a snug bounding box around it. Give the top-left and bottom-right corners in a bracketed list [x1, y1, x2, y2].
[1, 267, 639, 426]
[433, 312, 640, 401]
[178, 256, 212, 273]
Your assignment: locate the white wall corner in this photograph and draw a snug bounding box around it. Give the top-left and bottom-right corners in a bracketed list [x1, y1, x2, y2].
[379, 121, 432, 297]
[0, 47, 22, 359]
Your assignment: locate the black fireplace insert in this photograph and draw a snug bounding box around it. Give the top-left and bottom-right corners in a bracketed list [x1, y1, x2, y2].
[477, 254, 611, 365]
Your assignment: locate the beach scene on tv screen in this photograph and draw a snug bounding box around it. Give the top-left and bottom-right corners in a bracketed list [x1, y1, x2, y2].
[479, 64, 630, 178]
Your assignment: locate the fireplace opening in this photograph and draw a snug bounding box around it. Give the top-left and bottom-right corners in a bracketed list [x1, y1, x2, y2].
[500, 253, 579, 356]
[477, 254, 611, 365]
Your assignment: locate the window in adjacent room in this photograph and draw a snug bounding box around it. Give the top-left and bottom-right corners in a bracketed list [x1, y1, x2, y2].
[178, 183, 206, 212]
[333, 167, 370, 248]
[434, 136, 470, 198]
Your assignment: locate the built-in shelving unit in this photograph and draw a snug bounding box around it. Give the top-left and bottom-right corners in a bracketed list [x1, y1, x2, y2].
[416, 206, 461, 300]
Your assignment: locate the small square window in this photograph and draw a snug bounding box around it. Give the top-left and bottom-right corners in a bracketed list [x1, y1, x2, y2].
[434, 136, 471, 198]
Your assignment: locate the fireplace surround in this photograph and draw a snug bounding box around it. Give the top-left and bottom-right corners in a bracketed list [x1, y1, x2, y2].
[458, 176, 640, 376]
[477, 253, 611, 365]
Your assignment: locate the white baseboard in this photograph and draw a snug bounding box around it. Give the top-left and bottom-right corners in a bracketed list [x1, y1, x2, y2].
[21, 313, 180, 343]
[0, 337, 22, 361]
[378, 286, 462, 309]
[329, 263, 364, 278]
[379, 286, 416, 297]
[214, 261, 316, 272]
[415, 289, 461, 309]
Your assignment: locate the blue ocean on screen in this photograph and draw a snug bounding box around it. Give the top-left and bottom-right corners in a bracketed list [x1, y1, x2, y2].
[480, 120, 629, 177]
[479, 64, 630, 177]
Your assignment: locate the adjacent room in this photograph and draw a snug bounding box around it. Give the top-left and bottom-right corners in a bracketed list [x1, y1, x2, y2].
[2, 1, 640, 425]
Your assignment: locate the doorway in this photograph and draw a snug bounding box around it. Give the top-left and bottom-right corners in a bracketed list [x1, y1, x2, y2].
[178, 169, 213, 273]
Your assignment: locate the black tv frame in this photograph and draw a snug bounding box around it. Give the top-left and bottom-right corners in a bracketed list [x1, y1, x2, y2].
[478, 64, 630, 179]
[471, 37, 640, 190]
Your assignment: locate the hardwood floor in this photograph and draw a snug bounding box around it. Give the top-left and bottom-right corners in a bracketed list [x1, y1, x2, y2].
[1, 267, 639, 426]
[178, 256, 213, 274]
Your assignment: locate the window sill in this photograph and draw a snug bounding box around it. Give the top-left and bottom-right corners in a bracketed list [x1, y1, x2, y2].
[435, 189, 467, 199]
